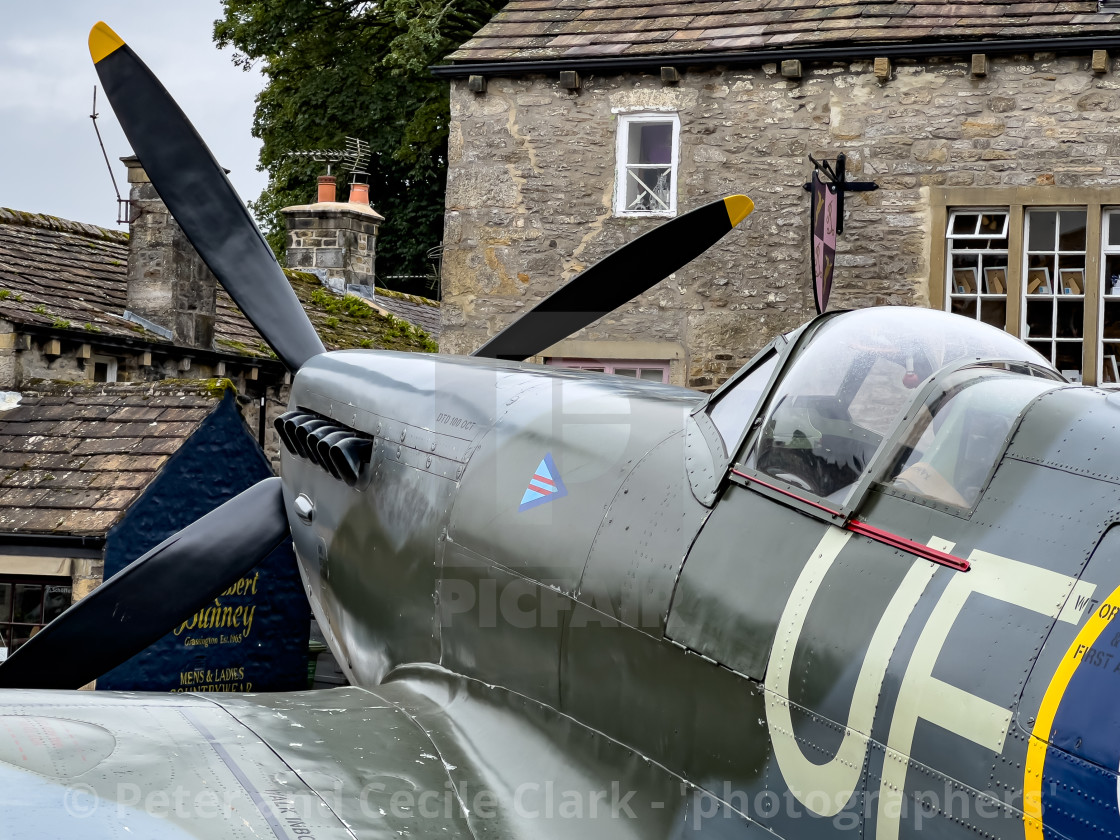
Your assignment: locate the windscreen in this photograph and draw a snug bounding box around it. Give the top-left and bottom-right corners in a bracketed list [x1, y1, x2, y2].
[882, 368, 1061, 508]
[740, 307, 1053, 505]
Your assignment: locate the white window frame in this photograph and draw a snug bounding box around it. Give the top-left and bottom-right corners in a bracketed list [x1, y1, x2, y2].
[89, 354, 118, 383]
[945, 208, 1010, 330]
[613, 112, 680, 218]
[1022, 207, 1087, 381]
[1099, 209, 1120, 384]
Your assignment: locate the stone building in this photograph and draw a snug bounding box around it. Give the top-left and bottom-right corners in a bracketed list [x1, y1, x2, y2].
[435, 0, 1120, 389]
[0, 168, 439, 460]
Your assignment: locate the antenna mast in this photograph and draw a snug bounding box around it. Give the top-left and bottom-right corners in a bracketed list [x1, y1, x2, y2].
[90, 86, 129, 225]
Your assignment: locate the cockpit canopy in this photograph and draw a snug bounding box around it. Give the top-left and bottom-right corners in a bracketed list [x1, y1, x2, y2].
[712, 307, 1061, 510]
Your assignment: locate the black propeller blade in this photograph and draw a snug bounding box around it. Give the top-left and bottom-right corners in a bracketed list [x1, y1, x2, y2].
[89, 22, 324, 372]
[0, 478, 290, 690]
[471, 195, 754, 362]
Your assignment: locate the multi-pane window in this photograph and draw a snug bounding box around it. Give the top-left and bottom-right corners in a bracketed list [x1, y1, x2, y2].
[546, 358, 670, 383]
[614, 113, 680, 217]
[947, 210, 1009, 330]
[0, 577, 71, 659]
[1100, 211, 1120, 383]
[1023, 209, 1087, 380]
[937, 191, 1120, 386]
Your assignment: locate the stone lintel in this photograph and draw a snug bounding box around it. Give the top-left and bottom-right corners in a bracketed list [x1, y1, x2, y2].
[285, 216, 381, 236]
[281, 202, 385, 225]
[121, 155, 149, 184]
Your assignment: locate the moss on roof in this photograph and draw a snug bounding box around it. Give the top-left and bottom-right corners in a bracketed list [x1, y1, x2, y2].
[0, 205, 437, 358]
[375, 287, 439, 308]
[286, 270, 438, 353]
[0, 208, 128, 245]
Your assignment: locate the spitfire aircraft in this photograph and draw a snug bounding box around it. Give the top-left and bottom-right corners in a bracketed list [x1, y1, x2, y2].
[0, 20, 1118, 840]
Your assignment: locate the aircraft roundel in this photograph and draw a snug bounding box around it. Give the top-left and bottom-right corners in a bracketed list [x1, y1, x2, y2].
[1025, 584, 1120, 839]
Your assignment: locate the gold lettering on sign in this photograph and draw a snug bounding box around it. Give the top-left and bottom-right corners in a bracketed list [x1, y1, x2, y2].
[174, 667, 253, 692]
[173, 572, 259, 638]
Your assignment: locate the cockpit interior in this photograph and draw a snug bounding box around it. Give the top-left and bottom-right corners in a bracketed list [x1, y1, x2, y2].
[705, 307, 1065, 512]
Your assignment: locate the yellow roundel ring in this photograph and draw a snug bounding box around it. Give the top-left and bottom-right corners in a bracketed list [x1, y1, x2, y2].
[89, 22, 126, 64]
[1023, 583, 1120, 839]
[723, 195, 755, 228]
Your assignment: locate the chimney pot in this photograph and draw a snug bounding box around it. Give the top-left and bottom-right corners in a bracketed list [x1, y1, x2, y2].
[317, 175, 337, 203]
[349, 183, 370, 207]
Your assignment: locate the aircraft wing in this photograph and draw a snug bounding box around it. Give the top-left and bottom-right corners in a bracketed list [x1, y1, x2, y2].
[0, 666, 716, 839]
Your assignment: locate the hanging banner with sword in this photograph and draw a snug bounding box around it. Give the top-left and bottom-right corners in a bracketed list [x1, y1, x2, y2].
[811, 170, 837, 316]
[805, 154, 878, 314]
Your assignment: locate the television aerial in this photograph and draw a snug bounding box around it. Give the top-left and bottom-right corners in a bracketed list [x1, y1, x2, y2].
[286, 136, 370, 183]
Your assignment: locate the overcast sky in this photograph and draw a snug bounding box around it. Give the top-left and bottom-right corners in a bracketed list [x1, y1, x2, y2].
[1, 2, 268, 230]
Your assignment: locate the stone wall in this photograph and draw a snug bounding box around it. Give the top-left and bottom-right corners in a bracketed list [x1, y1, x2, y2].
[282, 203, 383, 293]
[0, 332, 258, 392]
[0, 324, 290, 467]
[123, 158, 217, 349]
[0, 321, 15, 389]
[443, 51, 1120, 389]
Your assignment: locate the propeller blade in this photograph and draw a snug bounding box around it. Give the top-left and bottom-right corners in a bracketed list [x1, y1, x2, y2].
[471, 195, 754, 362]
[89, 22, 325, 372]
[0, 478, 290, 690]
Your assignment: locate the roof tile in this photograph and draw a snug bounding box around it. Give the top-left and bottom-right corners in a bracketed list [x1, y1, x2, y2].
[0, 209, 439, 358]
[447, 0, 1120, 62]
[0, 383, 222, 536]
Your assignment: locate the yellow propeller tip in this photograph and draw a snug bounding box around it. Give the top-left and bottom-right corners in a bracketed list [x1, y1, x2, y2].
[89, 22, 125, 64]
[723, 195, 754, 227]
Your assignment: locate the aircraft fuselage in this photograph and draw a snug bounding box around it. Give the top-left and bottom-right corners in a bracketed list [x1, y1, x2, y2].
[280, 344, 1120, 840]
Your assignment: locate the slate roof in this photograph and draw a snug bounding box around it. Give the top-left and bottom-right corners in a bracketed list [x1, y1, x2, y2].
[0, 382, 224, 536]
[0, 208, 267, 351]
[370, 289, 442, 339]
[447, 0, 1120, 63]
[0, 209, 439, 356]
[0, 209, 147, 341]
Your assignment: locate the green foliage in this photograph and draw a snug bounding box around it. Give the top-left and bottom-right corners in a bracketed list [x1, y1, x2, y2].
[33, 305, 46, 315]
[215, 0, 506, 289]
[0, 290, 9, 300]
[51, 317, 71, 330]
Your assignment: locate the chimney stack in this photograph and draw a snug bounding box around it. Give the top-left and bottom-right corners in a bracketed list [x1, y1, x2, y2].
[281, 178, 383, 294]
[121, 156, 217, 349]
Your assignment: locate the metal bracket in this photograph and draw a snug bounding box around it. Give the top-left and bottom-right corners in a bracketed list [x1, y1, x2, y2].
[801, 153, 878, 235]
